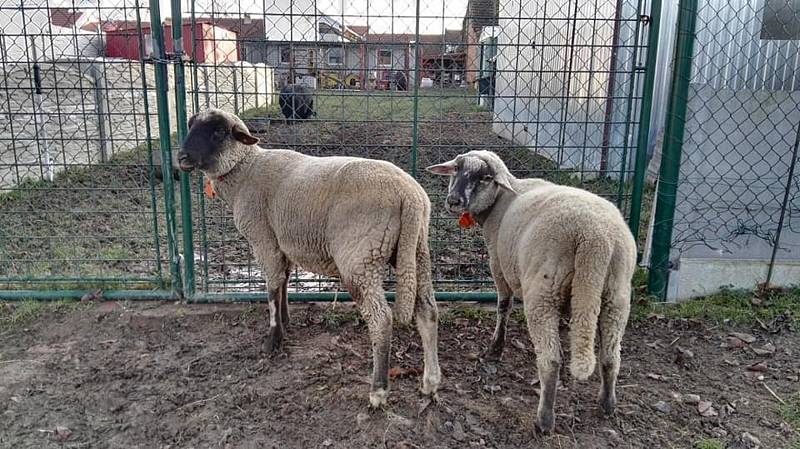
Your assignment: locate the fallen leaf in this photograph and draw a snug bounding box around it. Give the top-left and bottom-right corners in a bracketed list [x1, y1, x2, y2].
[729, 332, 756, 344]
[698, 400, 718, 417]
[388, 367, 423, 379]
[721, 336, 745, 349]
[483, 385, 501, 394]
[747, 362, 768, 372]
[751, 343, 776, 356]
[55, 426, 71, 442]
[652, 401, 671, 414]
[80, 289, 103, 302]
[683, 394, 701, 405]
[646, 340, 662, 349]
[676, 346, 695, 358]
[511, 338, 526, 350]
[646, 372, 668, 382]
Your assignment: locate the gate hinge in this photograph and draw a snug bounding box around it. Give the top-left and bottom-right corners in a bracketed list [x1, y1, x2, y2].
[640, 14, 651, 25]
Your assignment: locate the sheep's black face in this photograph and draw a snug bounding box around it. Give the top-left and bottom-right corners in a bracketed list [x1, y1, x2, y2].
[428, 156, 500, 216]
[178, 110, 259, 173]
[178, 114, 228, 172]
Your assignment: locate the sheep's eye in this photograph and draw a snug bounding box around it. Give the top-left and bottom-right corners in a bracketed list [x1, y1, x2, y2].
[212, 128, 226, 141]
[481, 174, 493, 183]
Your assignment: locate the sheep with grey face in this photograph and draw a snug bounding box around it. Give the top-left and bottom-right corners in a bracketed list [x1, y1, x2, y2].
[177, 108, 441, 407]
[428, 150, 635, 434]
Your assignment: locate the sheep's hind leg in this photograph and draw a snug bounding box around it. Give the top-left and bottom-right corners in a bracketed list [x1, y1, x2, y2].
[414, 258, 441, 398]
[279, 268, 290, 327]
[350, 277, 393, 408]
[525, 290, 562, 435]
[598, 279, 631, 415]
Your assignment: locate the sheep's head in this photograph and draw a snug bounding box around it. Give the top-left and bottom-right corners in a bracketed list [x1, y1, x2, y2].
[178, 108, 259, 177]
[426, 150, 516, 217]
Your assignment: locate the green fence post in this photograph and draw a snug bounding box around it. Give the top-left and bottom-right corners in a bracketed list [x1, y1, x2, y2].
[171, 0, 196, 298]
[628, 0, 663, 241]
[647, 0, 697, 299]
[409, 0, 422, 178]
[148, 0, 184, 297]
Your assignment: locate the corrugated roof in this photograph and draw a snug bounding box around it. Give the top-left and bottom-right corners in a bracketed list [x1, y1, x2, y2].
[467, 0, 499, 28]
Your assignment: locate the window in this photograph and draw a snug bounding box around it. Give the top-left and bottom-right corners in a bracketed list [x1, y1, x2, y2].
[378, 49, 392, 66]
[280, 47, 291, 64]
[328, 47, 342, 65]
[143, 34, 153, 57]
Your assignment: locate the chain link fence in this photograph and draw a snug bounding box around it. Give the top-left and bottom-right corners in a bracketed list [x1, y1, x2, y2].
[646, 0, 800, 300]
[0, 0, 651, 301]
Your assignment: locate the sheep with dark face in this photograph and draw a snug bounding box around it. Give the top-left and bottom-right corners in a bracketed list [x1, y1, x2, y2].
[394, 71, 408, 91]
[278, 84, 315, 121]
[428, 150, 636, 434]
[177, 108, 441, 407]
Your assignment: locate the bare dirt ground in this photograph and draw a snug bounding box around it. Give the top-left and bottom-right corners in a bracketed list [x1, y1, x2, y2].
[1, 301, 798, 449]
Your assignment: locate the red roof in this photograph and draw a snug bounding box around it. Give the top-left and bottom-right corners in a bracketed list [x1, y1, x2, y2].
[349, 25, 370, 37]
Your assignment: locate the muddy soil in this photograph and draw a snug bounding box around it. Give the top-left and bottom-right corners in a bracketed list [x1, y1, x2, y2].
[1, 302, 797, 449]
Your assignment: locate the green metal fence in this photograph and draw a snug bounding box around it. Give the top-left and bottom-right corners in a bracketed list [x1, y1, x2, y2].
[646, 0, 800, 300]
[0, 0, 655, 301]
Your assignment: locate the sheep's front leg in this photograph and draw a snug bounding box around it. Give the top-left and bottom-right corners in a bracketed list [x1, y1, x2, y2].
[484, 267, 514, 361]
[262, 282, 285, 354]
[255, 253, 289, 355]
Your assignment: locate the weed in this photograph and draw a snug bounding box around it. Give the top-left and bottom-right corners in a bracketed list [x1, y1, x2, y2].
[693, 439, 724, 449]
[321, 305, 362, 328]
[631, 287, 800, 326]
[0, 300, 86, 329]
[779, 392, 800, 431]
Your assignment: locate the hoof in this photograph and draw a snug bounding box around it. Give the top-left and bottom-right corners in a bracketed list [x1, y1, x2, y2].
[480, 344, 503, 362]
[600, 393, 617, 416]
[420, 371, 442, 396]
[369, 388, 389, 408]
[261, 327, 284, 355]
[535, 413, 555, 435]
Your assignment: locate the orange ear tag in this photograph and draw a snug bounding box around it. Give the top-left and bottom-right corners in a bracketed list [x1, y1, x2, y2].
[204, 177, 217, 199]
[458, 212, 476, 229]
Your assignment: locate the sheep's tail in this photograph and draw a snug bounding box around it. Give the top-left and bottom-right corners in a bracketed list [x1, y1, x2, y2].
[393, 196, 424, 325]
[569, 238, 613, 380]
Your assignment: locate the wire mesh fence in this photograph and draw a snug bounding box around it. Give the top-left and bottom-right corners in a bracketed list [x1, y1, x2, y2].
[0, 0, 652, 300]
[0, 0, 171, 293]
[646, 0, 800, 300]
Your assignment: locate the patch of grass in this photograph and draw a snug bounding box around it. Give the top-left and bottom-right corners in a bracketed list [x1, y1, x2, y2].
[511, 308, 526, 325]
[0, 300, 86, 329]
[693, 439, 724, 449]
[632, 287, 800, 326]
[241, 89, 485, 122]
[238, 305, 260, 323]
[779, 392, 800, 432]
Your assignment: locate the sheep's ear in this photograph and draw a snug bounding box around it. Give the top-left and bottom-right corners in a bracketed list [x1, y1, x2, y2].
[426, 160, 457, 176]
[232, 123, 259, 145]
[495, 173, 516, 193]
[187, 113, 197, 129]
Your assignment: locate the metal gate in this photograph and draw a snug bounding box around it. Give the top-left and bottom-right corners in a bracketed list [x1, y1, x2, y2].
[0, 0, 654, 301]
